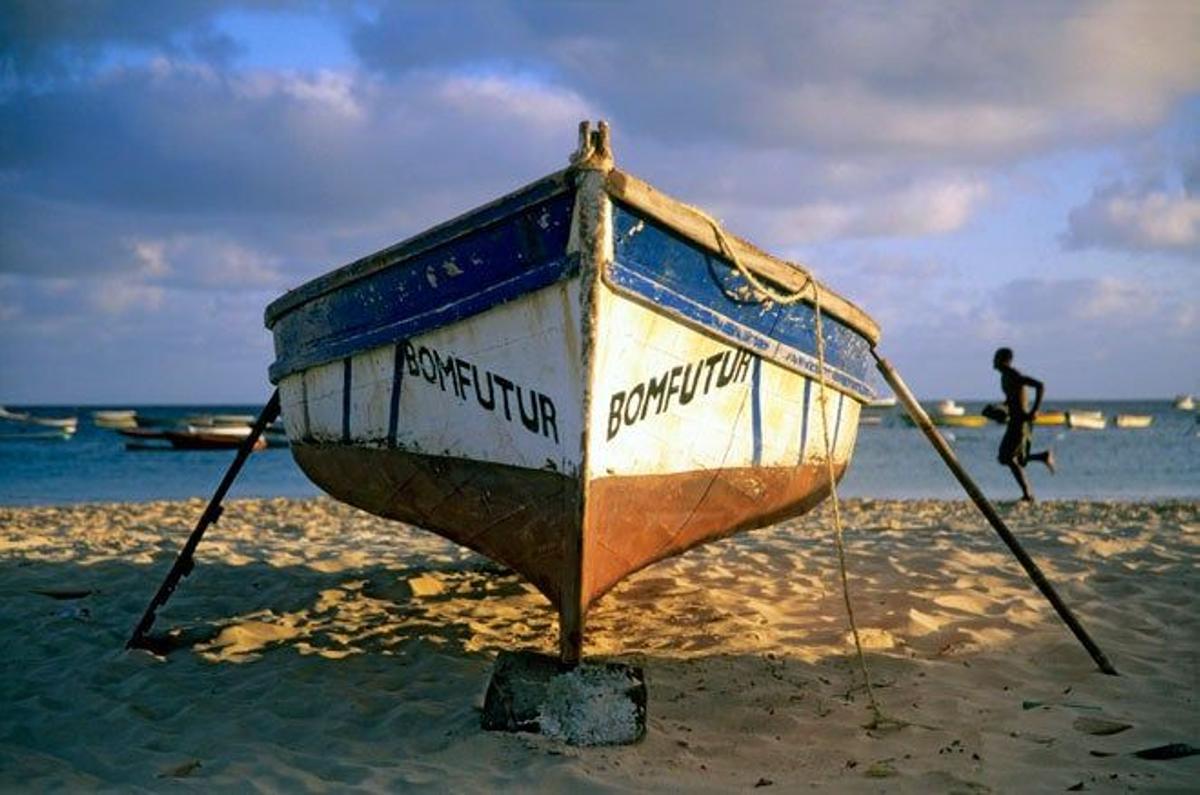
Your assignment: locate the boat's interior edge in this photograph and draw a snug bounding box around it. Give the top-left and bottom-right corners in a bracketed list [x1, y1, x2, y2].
[265, 168, 574, 326]
[605, 168, 881, 345]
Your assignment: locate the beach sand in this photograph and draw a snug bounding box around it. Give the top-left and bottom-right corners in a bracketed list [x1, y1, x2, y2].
[0, 497, 1195, 792]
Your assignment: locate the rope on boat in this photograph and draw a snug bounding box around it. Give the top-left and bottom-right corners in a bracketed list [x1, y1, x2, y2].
[686, 203, 888, 728]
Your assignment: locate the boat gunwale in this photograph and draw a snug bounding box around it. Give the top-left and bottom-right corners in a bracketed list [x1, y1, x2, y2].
[605, 168, 881, 345]
[264, 169, 574, 328]
[603, 196, 875, 402]
[264, 165, 881, 350]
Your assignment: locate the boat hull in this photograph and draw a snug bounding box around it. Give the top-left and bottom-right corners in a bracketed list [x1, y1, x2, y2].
[1066, 411, 1107, 430]
[266, 152, 878, 659]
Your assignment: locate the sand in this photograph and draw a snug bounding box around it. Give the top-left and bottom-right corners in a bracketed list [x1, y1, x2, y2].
[0, 497, 1196, 792]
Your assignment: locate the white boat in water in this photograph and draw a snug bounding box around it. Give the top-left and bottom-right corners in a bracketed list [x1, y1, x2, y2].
[0, 406, 78, 436]
[264, 121, 881, 662]
[93, 409, 138, 429]
[937, 399, 966, 417]
[1173, 395, 1195, 411]
[1114, 414, 1153, 429]
[1066, 410, 1106, 430]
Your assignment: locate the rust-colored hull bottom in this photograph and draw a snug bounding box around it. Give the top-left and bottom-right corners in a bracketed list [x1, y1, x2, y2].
[583, 462, 845, 607]
[290, 444, 843, 660]
[290, 444, 578, 607]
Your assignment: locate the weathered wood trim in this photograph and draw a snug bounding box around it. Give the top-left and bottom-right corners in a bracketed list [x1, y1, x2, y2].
[604, 168, 881, 344]
[561, 160, 611, 663]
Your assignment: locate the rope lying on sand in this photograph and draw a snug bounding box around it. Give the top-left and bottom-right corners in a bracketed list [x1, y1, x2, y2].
[685, 203, 889, 729]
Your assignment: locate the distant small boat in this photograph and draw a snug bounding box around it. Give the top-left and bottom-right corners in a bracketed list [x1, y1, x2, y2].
[119, 426, 267, 451]
[1033, 411, 1067, 426]
[940, 414, 988, 428]
[1066, 410, 1106, 430]
[184, 414, 256, 428]
[865, 396, 896, 409]
[1115, 414, 1153, 429]
[184, 424, 254, 437]
[1173, 395, 1195, 411]
[899, 413, 986, 428]
[211, 414, 257, 426]
[858, 414, 884, 426]
[936, 399, 965, 417]
[93, 409, 138, 429]
[0, 406, 78, 436]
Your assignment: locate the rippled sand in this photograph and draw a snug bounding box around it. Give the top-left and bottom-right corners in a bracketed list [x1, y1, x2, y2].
[1, 498, 1196, 791]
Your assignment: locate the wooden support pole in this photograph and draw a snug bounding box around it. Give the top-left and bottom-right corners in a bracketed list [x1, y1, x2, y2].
[872, 352, 1118, 676]
[126, 389, 281, 650]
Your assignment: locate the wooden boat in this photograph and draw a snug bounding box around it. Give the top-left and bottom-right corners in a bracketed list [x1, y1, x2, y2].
[1066, 410, 1106, 430]
[93, 410, 138, 429]
[264, 122, 880, 662]
[0, 406, 78, 435]
[936, 399, 965, 417]
[900, 412, 984, 428]
[1114, 414, 1153, 429]
[1033, 411, 1067, 426]
[939, 414, 988, 428]
[182, 414, 257, 428]
[119, 426, 267, 451]
[93, 409, 138, 429]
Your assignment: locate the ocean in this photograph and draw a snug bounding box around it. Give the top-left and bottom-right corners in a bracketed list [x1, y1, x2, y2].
[0, 401, 1196, 506]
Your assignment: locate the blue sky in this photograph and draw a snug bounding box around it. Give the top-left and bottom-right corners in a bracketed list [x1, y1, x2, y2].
[1, 1, 1197, 404]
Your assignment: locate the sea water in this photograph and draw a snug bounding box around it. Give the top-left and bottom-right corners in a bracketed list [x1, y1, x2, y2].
[0, 401, 1197, 506]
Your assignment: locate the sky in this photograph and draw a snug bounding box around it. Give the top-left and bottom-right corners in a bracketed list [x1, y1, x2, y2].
[1, 1, 1197, 404]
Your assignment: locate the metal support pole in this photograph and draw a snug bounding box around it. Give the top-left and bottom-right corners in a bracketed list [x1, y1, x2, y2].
[872, 352, 1118, 676]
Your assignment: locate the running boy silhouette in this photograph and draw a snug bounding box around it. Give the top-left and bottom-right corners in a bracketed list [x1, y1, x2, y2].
[994, 347, 1055, 501]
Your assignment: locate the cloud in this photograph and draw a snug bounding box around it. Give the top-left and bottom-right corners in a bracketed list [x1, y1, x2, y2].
[352, 1, 1200, 159]
[0, 0, 283, 77]
[0, 271, 280, 401]
[879, 274, 1200, 398]
[92, 281, 166, 315]
[1064, 182, 1200, 255]
[760, 176, 989, 243]
[124, 234, 284, 289]
[1, 3, 1197, 402]
[1, 58, 595, 288]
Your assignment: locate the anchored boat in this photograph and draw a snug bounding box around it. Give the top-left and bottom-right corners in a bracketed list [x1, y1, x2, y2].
[264, 122, 880, 661]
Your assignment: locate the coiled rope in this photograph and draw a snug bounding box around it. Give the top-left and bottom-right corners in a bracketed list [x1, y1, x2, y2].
[687, 204, 888, 728]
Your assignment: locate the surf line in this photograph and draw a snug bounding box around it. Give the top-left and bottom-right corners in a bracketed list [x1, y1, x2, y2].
[607, 347, 755, 440]
[401, 342, 559, 443]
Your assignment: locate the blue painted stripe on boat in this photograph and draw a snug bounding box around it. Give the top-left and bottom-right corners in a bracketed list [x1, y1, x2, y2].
[266, 172, 571, 325]
[268, 191, 576, 383]
[341, 357, 352, 443]
[798, 378, 812, 464]
[388, 342, 404, 447]
[609, 202, 874, 401]
[751, 356, 763, 467]
[607, 261, 872, 400]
